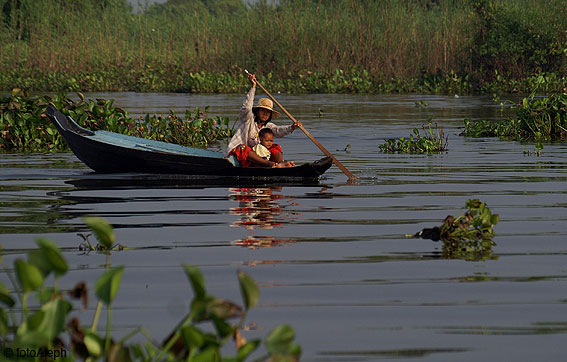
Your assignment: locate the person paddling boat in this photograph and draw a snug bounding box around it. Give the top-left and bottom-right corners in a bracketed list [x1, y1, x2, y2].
[226, 73, 301, 168]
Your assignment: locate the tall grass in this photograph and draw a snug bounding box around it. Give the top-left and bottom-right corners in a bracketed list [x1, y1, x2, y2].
[0, 0, 565, 93]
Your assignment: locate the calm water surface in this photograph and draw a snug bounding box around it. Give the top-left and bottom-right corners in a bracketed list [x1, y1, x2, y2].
[1, 93, 567, 361]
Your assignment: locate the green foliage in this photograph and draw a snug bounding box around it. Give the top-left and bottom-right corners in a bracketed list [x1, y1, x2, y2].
[238, 270, 259, 311]
[462, 91, 567, 141]
[379, 121, 448, 153]
[264, 324, 302, 360]
[0, 282, 15, 307]
[0, 1, 566, 94]
[184, 265, 207, 300]
[412, 199, 499, 261]
[82, 217, 115, 251]
[0, 89, 234, 152]
[35, 237, 68, 276]
[443, 199, 499, 240]
[469, 0, 566, 78]
[16, 298, 70, 347]
[0, 219, 301, 361]
[523, 142, 544, 157]
[146, 0, 246, 17]
[94, 267, 125, 306]
[0, 89, 61, 152]
[14, 259, 44, 293]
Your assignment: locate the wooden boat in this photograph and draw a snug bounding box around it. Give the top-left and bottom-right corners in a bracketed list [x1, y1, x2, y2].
[45, 105, 333, 180]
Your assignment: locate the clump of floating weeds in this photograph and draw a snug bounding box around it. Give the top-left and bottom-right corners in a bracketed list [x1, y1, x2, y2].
[523, 142, 544, 157]
[0, 217, 301, 361]
[462, 79, 567, 141]
[0, 89, 234, 152]
[410, 199, 499, 261]
[379, 120, 448, 153]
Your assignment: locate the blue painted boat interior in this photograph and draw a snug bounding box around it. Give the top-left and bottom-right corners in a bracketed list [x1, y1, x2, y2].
[94, 130, 226, 159]
[63, 113, 239, 166]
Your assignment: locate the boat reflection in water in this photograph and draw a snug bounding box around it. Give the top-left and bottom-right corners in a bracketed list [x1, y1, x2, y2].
[229, 187, 296, 248]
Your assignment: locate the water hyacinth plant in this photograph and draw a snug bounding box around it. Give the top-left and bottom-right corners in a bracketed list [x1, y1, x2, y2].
[412, 199, 499, 261]
[0, 218, 301, 361]
[379, 121, 448, 154]
[0, 90, 234, 152]
[461, 92, 567, 141]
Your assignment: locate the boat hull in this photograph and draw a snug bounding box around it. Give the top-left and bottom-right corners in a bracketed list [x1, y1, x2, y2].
[45, 105, 333, 180]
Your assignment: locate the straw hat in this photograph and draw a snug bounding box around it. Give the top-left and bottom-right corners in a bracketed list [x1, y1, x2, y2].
[252, 98, 280, 119]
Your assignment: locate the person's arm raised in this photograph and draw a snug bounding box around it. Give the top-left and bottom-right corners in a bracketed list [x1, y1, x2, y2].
[244, 69, 357, 181]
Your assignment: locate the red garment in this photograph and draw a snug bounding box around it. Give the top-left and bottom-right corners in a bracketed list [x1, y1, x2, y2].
[225, 86, 294, 157]
[268, 143, 282, 158]
[229, 144, 252, 167]
[229, 143, 283, 167]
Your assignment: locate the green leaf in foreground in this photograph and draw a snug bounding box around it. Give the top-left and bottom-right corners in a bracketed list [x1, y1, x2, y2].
[180, 325, 206, 349]
[16, 299, 69, 346]
[237, 339, 261, 361]
[0, 309, 9, 335]
[184, 265, 206, 299]
[193, 347, 219, 362]
[265, 324, 302, 358]
[15, 259, 44, 293]
[0, 281, 15, 307]
[84, 331, 104, 357]
[238, 271, 259, 310]
[83, 217, 115, 250]
[36, 237, 68, 276]
[95, 266, 125, 305]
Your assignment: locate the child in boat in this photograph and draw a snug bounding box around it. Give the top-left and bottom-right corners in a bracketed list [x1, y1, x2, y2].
[252, 128, 275, 164]
[226, 72, 301, 168]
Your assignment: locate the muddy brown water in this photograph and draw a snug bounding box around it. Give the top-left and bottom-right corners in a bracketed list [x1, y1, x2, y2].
[1, 93, 566, 361]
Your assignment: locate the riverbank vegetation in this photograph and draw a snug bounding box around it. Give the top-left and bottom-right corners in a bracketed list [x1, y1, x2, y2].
[1, 0, 566, 94]
[0, 90, 233, 152]
[0, 217, 301, 361]
[461, 90, 567, 141]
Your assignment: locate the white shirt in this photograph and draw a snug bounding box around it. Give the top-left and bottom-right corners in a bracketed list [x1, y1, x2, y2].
[225, 87, 293, 156]
[252, 143, 271, 159]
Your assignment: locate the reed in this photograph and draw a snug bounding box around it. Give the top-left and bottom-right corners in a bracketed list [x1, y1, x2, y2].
[1, 0, 565, 93]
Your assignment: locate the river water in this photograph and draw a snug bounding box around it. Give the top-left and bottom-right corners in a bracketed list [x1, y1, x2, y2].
[1, 92, 566, 361]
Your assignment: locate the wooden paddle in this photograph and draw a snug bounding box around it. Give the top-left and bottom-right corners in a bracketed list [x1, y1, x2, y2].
[245, 70, 357, 181]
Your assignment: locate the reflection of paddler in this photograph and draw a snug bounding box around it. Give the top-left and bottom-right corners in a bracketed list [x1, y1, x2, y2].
[230, 201, 282, 230]
[229, 187, 285, 230]
[242, 259, 283, 267]
[234, 235, 295, 249]
[229, 187, 283, 201]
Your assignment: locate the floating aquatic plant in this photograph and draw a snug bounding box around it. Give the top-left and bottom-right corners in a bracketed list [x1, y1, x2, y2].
[523, 142, 544, 157]
[411, 199, 499, 261]
[461, 90, 567, 141]
[0, 89, 234, 152]
[379, 121, 448, 154]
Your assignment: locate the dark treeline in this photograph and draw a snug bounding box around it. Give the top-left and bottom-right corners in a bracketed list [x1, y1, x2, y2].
[0, 0, 566, 94]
